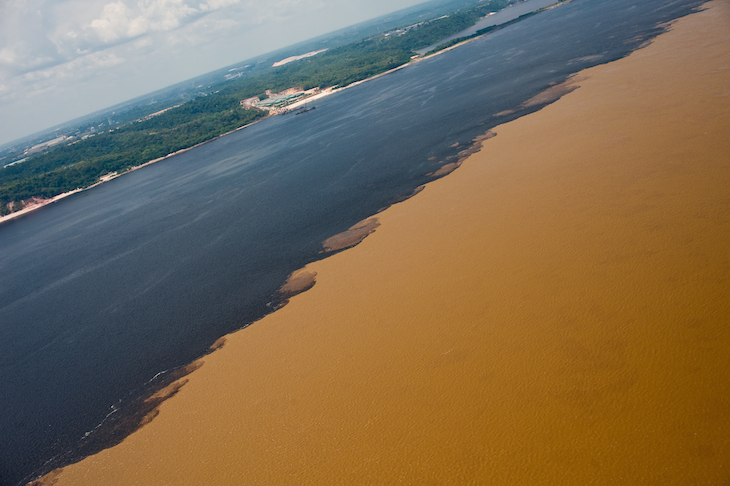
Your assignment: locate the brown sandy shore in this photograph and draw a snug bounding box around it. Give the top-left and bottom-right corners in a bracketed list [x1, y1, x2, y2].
[36, 2, 730, 484]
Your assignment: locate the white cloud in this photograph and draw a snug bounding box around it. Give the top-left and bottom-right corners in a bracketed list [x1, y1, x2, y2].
[0, 0, 427, 145]
[0, 50, 126, 105]
[89, 2, 136, 43]
[199, 0, 240, 12]
[0, 46, 18, 66]
[0, 42, 59, 74]
[161, 14, 239, 49]
[40, 51, 125, 80]
[86, 0, 235, 46]
[0, 0, 244, 76]
[134, 37, 154, 48]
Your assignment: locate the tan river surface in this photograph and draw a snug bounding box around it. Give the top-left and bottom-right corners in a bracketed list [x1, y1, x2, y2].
[40, 2, 730, 484]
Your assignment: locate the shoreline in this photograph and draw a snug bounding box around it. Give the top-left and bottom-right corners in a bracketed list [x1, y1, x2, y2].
[1, 1, 563, 227]
[416, 0, 570, 55]
[0, 118, 266, 226]
[36, 1, 730, 484]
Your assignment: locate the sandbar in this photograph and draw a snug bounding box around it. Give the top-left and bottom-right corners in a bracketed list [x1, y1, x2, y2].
[37, 2, 730, 484]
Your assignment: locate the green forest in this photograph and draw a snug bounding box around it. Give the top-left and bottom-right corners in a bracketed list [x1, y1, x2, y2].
[1, 0, 511, 216]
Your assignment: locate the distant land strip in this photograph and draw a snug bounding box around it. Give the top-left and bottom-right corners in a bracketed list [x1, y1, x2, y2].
[0, 0, 563, 222]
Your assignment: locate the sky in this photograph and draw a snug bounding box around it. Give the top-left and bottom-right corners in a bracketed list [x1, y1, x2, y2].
[0, 0, 426, 146]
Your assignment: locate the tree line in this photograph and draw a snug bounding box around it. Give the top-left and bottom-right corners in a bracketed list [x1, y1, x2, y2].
[1, 0, 511, 216]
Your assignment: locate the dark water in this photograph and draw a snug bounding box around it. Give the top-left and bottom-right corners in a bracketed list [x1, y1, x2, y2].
[416, 0, 561, 54]
[0, 0, 705, 484]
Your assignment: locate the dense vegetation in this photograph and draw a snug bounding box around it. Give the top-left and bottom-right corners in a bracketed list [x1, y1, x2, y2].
[1, 0, 512, 216]
[0, 101, 264, 213]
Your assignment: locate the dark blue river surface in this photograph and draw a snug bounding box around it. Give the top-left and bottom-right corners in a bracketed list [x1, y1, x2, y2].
[416, 0, 561, 54]
[0, 0, 705, 484]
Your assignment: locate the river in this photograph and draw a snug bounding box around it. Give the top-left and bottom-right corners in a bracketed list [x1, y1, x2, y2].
[0, 0, 705, 483]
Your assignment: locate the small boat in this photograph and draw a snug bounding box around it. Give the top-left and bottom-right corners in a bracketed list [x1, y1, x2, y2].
[295, 105, 316, 115]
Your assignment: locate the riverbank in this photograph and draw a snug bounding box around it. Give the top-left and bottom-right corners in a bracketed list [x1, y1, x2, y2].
[416, 0, 566, 55]
[35, 1, 729, 484]
[0, 117, 268, 226]
[2, 0, 562, 226]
